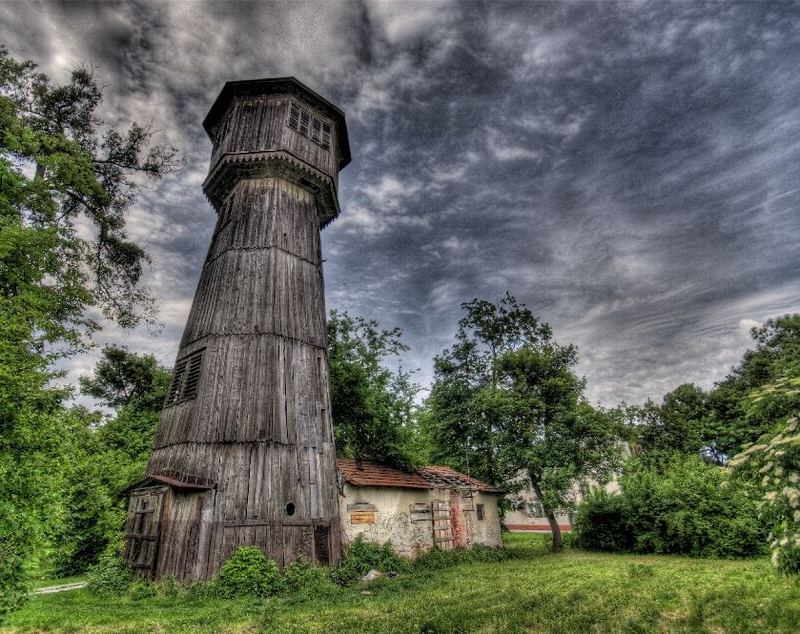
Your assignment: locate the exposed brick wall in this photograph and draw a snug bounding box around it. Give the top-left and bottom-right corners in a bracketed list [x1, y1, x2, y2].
[449, 490, 467, 548]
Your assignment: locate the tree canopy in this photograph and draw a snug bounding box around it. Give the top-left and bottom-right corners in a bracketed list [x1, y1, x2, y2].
[326, 309, 422, 468]
[0, 47, 179, 621]
[631, 315, 800, 463]
[426, 295, 622, 551]
[55, 347, 170, 574]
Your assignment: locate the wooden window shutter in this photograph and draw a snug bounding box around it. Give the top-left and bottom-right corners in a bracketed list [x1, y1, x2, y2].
[164, 348, 205, 407]
[311, 118, 322, 143]
[321, 123, 331, 150]
[182, 350, 205, 401]
[286, 101, 331, 152]
[299, 109, 310, 136]
[288, 103, 300, 131]
[165, 359, 187, 406]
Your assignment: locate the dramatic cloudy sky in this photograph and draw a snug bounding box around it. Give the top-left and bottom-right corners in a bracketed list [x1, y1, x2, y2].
[3, 1, 799, 406]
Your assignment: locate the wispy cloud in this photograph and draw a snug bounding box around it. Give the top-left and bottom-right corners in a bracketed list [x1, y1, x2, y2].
[3, 0, 799, 408]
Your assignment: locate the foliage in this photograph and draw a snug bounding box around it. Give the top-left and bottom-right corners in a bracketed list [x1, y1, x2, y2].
[728, 412, 800, 576]
[331, 535, 410, 586]
[0, 47, 178, 621]
[425, 294, 554, 484]
[575, 454, 765, 558]
[55, 347, 169, 575]
[627, 316, 800, 464]
[327, 310, 422, 468]
[276, 557, 337, 597]
[426, 294, 621, 552]
[85, 548, 132, 597]
[412, 544, 511, 571]
[710, 315, 800, 457]
[0, 374, 74, 622]
[80, 345, 171, 411]
[573, 490, 631, 552]
[10, 533, 800, 634]
[214, 546, 279, 598]
[495, 348, 622, 552]
[633, 383, 717, 459]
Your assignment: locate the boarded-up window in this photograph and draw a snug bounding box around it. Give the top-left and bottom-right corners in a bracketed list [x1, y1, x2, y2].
[165, 348, 205, 407]
[287, 101, 331, 152]
[476, 504, 485, 520]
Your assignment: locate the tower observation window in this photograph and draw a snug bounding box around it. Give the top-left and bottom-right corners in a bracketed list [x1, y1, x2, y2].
[288, 102, 331, 151]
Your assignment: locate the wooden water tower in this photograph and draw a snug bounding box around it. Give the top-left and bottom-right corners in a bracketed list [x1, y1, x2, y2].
[124, 78, 350, 580]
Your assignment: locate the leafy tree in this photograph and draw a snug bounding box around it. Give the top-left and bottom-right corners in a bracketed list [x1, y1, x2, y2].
[728, 390, 800, 575]
[0, 47, 179, 620]
[327, 310, 421, 468]
[492, 346, 622, 551]
[711, 315, 800, 456]
[80, 345, 171, 411]
[56, 347, 170, 574]
[426, 295, 621, 551]
[425, 294, 552, 484]
[635, 383, 716, 460]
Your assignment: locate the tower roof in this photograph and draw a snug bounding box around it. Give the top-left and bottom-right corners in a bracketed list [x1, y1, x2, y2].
[202, 76, 351, 169]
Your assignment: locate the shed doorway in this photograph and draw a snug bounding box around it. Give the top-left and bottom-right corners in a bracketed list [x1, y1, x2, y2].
[125, 487, 166, 578]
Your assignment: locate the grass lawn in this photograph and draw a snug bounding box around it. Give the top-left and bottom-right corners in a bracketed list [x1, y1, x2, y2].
[5, 533, 800, 633]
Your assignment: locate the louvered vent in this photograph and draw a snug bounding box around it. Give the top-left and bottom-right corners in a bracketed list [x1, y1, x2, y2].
[164, 348, 205, 408]
[287, 101, 331, 151]
[165, 359, 187, 406]
[183, 351, 204, 400]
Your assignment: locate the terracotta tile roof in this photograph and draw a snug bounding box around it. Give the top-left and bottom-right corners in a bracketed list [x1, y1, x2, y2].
[336, 459, 431, 489]
[336, 459, 503, 494]
[418, 465, 504, 494]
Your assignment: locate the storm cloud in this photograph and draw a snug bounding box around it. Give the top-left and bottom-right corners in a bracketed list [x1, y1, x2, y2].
[3, 0, 799, 405]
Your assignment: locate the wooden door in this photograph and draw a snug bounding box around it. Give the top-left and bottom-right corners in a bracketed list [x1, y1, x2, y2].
[432, 499, 454, 551]
[125, 488, 166, 578]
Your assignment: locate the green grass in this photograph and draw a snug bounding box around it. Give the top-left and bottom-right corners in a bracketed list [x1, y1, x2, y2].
[6, 533, 800, 633]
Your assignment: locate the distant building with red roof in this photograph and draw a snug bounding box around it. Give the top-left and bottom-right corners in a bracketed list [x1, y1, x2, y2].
[336, 459, 503, 557]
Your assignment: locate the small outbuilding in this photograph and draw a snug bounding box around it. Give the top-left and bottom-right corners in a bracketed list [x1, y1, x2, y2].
[336, 459, 503, 557]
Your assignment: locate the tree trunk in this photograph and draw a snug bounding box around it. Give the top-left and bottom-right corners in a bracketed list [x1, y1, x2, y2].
[531, 479, 562, 553]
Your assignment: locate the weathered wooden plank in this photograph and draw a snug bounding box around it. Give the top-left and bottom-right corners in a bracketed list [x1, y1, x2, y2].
[141, 79, 346, 579]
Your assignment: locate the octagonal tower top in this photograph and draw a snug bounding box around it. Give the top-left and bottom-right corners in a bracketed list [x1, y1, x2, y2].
[201, 77, 350, 225]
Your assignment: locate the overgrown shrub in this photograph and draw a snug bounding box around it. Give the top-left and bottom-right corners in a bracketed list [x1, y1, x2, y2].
[0, 547, 27, 625]
[561, 531, 576, 549]
[574, 454, 765, 558]
[159, 575, 185, 598]
[126, 580, 157, 600]
[86, 548, 133, 596]
[215, 546, 278, 598]
[276, 557, 336, 597]
[729, 411, 800, 575]
[186, 579, 219, 599]
[332, 535, 410, 586]
[573, 490, 631, 552]
[413, 544, 509, 571]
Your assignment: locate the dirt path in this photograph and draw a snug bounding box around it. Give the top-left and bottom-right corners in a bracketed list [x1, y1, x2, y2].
[33, 582, 87, 594]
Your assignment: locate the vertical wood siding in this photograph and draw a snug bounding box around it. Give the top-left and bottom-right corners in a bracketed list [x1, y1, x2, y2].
[141, 86, 345, 578]
[209, 96, 339, 187]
